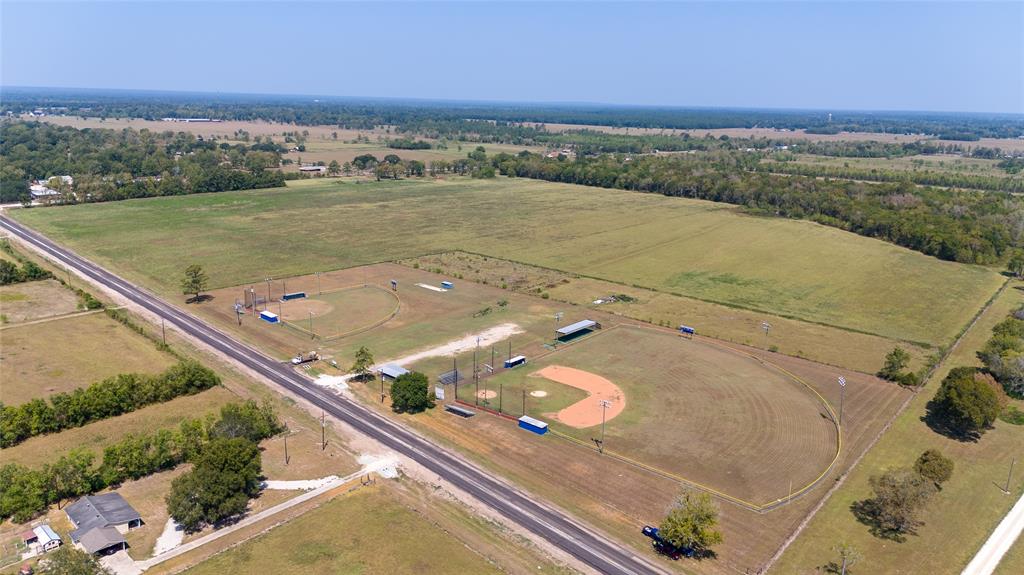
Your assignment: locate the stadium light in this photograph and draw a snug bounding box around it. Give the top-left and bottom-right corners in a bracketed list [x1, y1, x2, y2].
[761, 321, 772, 354]
[838, 376, 846, 425]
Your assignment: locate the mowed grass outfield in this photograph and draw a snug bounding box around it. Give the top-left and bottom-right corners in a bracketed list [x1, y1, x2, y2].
[0, 311, 177, 404]
[452, 325, 838, 505]
[11, 177, 1002, 347]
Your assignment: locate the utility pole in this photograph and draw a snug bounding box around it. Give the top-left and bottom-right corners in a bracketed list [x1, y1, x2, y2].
[838, 376, 847, 426]
[498, 382, 503, 414]
[474, 348, 479, 406]
[1005, 458, 1016, 494]
[309, 311, 314, 338]
[236, 305, 242, 326]
[491, 346, 495, 372]
[265, 278, 272, 310]
[316, 271, 322, 295]
[597, 399, 611, 454]
[320, 410, 326, 451]
[380, 372, 385, 403]
[284, 433, 289, 465]
[522, 389, 526, 416]
[508, 338, 512, 362]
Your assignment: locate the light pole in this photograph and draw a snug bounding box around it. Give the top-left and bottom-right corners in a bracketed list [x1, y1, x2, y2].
[597, 399, 611, 454]
[838, 376, 846, 426]
[316, 271, 322, 295]
[761, 321, 772, 355]
[309, 311, 314, 338]
[265, 278, 272, 310]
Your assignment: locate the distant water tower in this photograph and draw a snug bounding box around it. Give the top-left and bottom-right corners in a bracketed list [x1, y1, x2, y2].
[828, 113, 833, 123]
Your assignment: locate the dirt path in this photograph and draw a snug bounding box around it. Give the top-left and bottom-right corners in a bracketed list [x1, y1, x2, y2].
[961, 490, 1024, 575]
[386, 323, 524, 367]
[533, 365, 625, 428]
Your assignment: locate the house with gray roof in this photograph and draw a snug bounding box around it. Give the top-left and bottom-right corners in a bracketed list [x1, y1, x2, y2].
[65, 492, 142, 555]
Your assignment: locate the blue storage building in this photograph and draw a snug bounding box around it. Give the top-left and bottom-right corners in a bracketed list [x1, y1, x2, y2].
[259, 310, 279, 323]
[518, 415, 548, 435]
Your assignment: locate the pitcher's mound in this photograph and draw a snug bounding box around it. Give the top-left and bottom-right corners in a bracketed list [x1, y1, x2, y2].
[476, 390, 497, 399]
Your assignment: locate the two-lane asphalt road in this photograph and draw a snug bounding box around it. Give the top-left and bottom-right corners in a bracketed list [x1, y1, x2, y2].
[0, 215, 667, 575]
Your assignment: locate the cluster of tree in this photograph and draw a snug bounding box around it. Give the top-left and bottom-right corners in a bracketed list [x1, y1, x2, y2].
[657, 489, 723, 557]
[758, 160, 1024, 193]
[495, 152, 1022, 265]
[0, 122, 285, 204]
[926, 367, 1007, 440]
[0, 361, 220, 447]
[166, 437, 262, 532]
[853, 450, 954, 540]
[0, 240, 52, 285]
[977, 307, 1024, 396]
[390, 371, 435, 413]
[999, 158, 1024, 174]
[877, 347, 922, 387]
[387, 138, 432, 150]
[0, 400, 282, 524]
[6, 88, 1020, 139]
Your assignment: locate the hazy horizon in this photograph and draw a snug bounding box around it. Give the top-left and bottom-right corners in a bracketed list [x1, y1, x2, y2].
[2, 1, 1021, 115]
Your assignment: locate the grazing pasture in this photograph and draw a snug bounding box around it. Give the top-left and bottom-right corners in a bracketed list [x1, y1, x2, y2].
[0, 311, 176, 405]
[180, 485, 506, 575]
[11, 177, 1001, 349]
[0, 279, 80, 323]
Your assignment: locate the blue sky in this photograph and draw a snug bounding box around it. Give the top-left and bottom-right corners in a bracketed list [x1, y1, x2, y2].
[2, 1, 1021, 113]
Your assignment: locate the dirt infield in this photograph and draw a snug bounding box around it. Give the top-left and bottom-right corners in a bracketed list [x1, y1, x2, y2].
[532, 365, 625, 428]
[475, 390, 498, 400]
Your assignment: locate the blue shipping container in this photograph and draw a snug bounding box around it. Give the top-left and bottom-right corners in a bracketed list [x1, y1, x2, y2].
[281, 292, 306, 301]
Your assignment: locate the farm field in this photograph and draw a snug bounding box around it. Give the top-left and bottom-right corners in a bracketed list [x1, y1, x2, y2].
[0, 311, 176, 404]
[10, 177, 1002, 350]
[181, 483, 528, 575]
[402, 251, 930, 373]
[776, 281, 1024, 575]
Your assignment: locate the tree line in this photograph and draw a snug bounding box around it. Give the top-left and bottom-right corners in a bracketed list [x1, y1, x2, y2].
[494, 152, 1022, 265]
[0, 238, 52, 285]
[0, 400, 281, 524]
[0, 122, 285, 204]
[758, 160, 1024, 193]
[0, 361, 220, 448]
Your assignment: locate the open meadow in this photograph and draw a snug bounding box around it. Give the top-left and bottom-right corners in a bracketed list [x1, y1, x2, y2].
[0, 311, 176, 404]
[10, 177, 1002, 352]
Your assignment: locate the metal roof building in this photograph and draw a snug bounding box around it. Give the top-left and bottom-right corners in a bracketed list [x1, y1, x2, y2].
[379, 364, 410, 380]
[555, 319, 600, 338]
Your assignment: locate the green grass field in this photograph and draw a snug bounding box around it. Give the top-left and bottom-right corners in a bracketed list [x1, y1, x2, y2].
[182, 486, 504, 575]
[775, 281, 1024, 574]
[11, 177, 1001, 348]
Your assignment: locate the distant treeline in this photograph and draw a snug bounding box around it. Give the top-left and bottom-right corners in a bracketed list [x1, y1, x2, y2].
[3, 88, 1022, 139]
[0, 122, 285, 204]
[758, 161, 1024, 193]
[494, 152, 1022, 265]
[0, 361, 220, 448]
